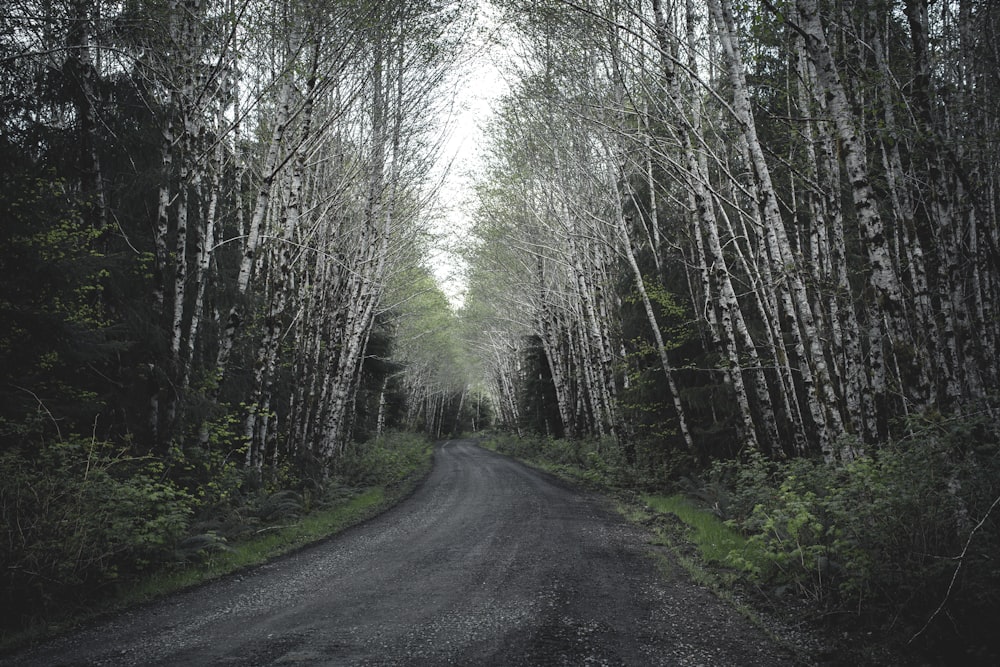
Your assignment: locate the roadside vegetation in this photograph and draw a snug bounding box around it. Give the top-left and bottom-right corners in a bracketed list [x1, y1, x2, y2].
[483, 415, 1000, 666]
[0, 431, 432, 652]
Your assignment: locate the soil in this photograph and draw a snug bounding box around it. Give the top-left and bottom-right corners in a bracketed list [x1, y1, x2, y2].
[3, 440, 804, 666]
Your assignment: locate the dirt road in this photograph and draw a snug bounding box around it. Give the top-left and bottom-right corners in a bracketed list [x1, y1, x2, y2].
[4, 440, 799, 665]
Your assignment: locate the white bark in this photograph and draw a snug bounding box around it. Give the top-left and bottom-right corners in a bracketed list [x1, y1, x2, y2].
[797, 0, 906, 432]
[710, 0, 844, 458]
[616, 197, 695, 451]
[653, 0, 760, 451]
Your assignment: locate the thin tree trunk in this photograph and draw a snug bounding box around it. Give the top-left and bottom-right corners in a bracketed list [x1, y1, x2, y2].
[796, 0, 907, 437]
[711, 0, 844, 459]
[615, 191, 695, 451]
[652, 0, 760, 452]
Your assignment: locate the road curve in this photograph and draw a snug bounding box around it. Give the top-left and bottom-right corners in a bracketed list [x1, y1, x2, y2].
[4, 440, 797, 666]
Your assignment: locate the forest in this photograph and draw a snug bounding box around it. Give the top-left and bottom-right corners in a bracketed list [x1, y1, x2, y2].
[2, 0, 998, 662]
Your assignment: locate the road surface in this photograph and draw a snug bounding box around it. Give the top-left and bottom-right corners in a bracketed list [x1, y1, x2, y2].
[4, 440, 799, 666]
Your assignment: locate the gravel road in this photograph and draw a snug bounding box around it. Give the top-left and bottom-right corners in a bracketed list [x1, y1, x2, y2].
[4, 440, 800, 666]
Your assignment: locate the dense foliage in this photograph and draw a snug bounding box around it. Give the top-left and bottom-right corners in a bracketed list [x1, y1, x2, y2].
[719, 413, 1000, 660]
[1, 439, 193, 628]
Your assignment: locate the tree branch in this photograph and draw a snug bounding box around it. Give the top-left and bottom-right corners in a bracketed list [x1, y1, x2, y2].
[908, 492, 1000, 645]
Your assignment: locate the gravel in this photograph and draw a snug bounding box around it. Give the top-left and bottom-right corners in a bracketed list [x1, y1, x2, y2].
[3, 440, 805, 666]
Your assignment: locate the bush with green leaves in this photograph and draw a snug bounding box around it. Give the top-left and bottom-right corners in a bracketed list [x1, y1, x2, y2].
[483, 432, 639, 489]
[336, 431, 432, 487]
[721, 411, 1000, 657]
[1, 437, 194, 627]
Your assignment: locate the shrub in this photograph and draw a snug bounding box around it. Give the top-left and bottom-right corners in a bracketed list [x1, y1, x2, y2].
[723, 411, 1000, 658]
[336, 431, 431, 487]
[1, 437, 193, 628]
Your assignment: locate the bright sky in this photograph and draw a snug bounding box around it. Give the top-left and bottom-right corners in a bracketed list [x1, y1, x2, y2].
[429, 3, 509, 309]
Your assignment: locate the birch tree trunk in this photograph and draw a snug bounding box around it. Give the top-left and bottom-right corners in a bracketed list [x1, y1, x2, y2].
[796, 0, 907, 436]
[214, 71, 297, 387]
[615, 191, 695, 451]
[652, 0, 761, 452]
[710, 0, 845, 459]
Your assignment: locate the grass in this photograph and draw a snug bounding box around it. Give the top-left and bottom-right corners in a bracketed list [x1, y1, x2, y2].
[482, 433, 753, 571]
[121, 487, 388, 604]
[641, 493, 750, 566]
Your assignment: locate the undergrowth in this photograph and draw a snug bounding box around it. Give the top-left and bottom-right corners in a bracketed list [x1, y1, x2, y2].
[641, 493, 751, 567]
[479, 431, 688, 491]
[0, 430, 433, 652]
[707, 412, 1000, 664]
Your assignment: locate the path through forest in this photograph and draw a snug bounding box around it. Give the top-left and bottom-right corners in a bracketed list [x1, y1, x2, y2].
[4, 441, 798, 666]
